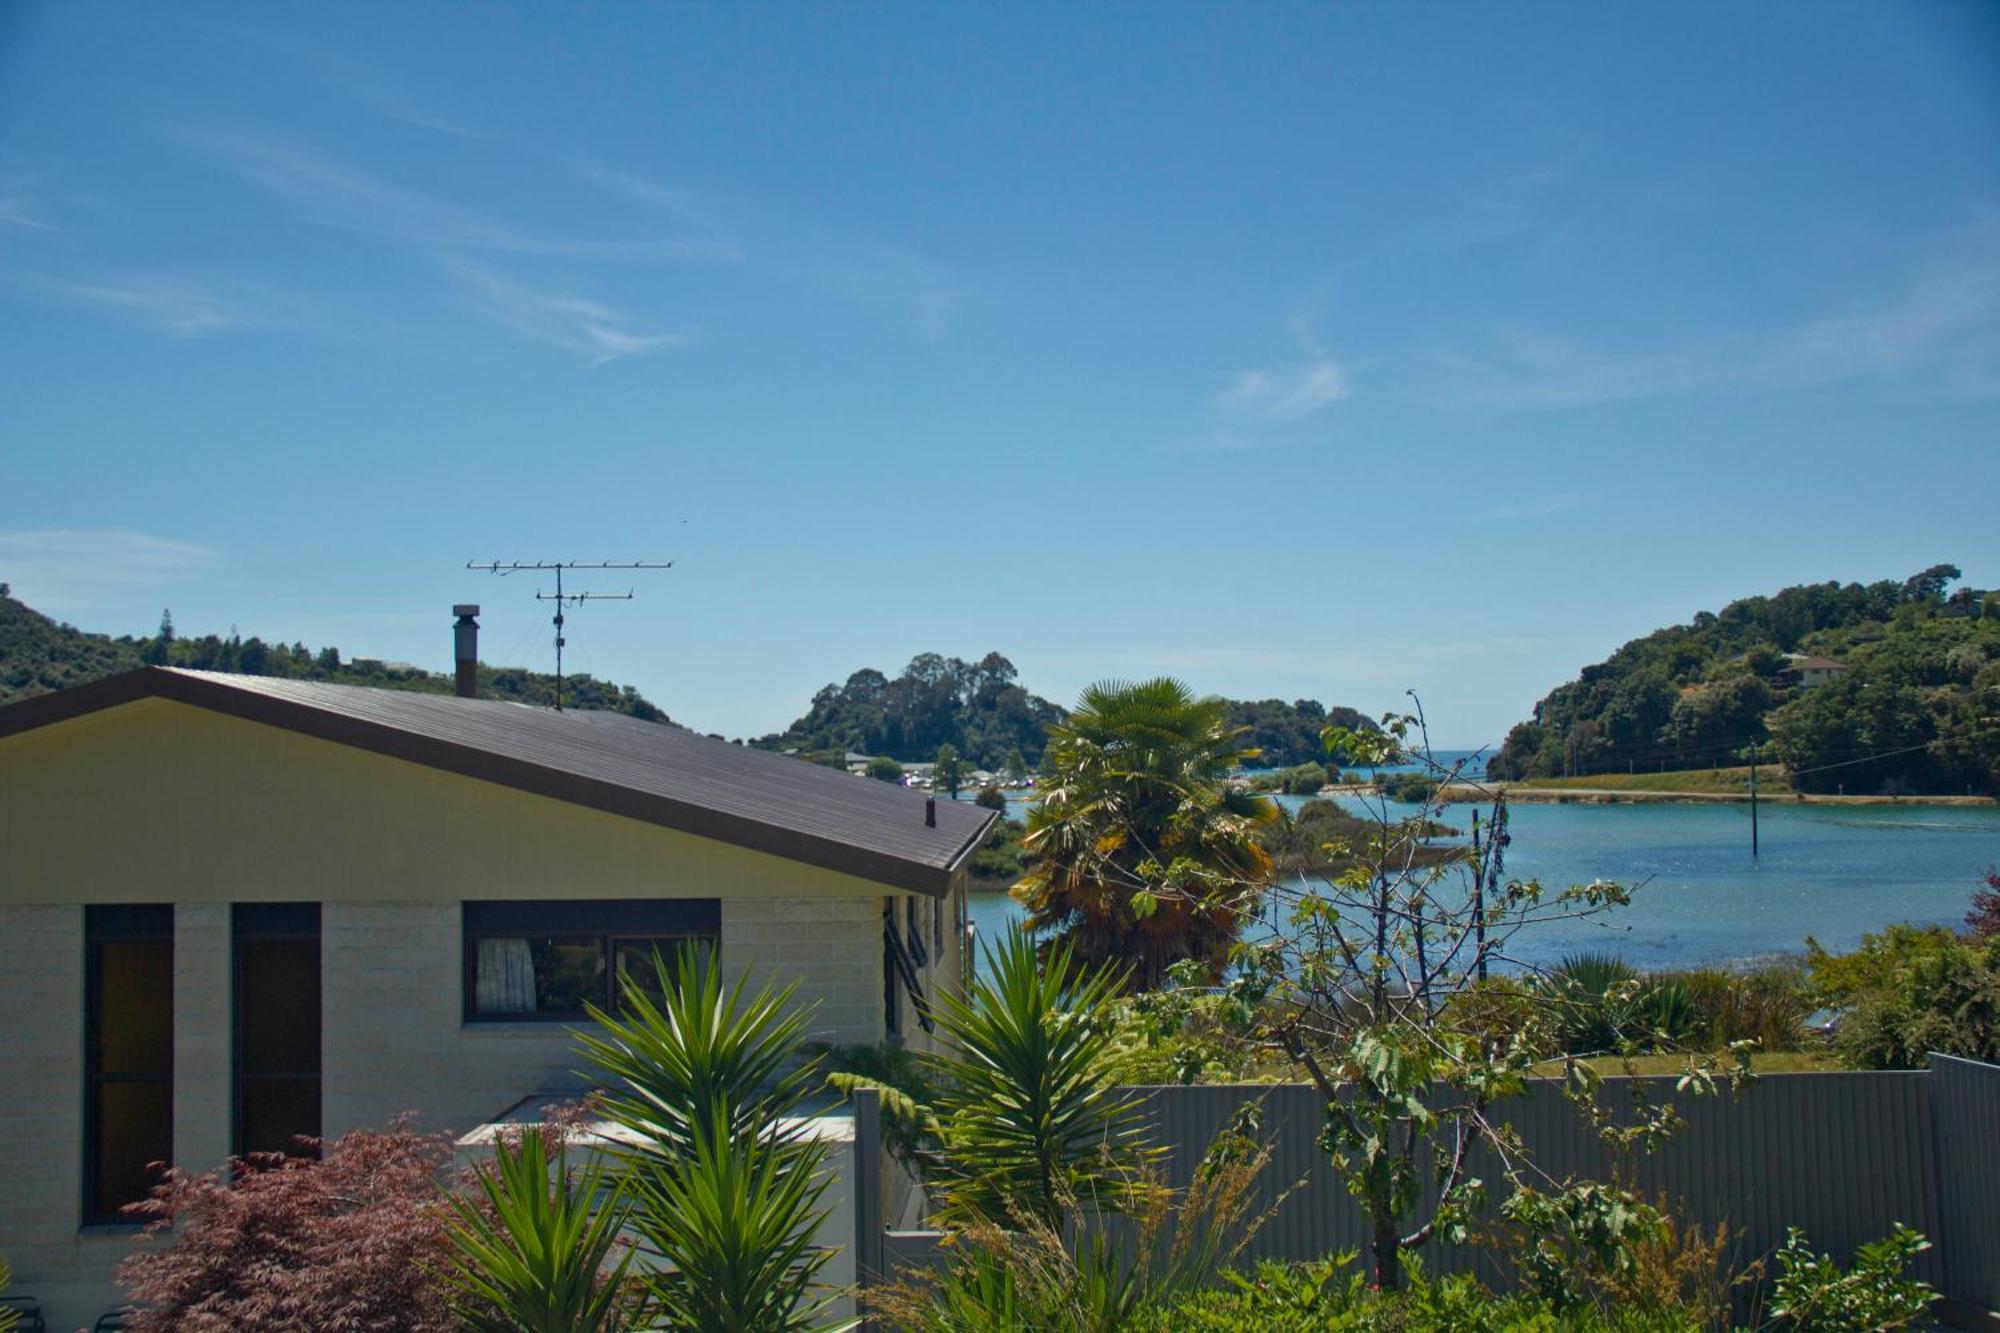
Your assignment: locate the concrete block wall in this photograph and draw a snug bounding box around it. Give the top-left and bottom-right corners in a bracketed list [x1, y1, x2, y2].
[721, 895, 886, 1049]
[173, 903, 232, 1175]
[322, 896, 888, 1138]
[0, 904, 130, 1327]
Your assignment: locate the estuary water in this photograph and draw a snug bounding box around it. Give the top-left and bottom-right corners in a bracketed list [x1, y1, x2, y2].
[967, 783, 2000, 972]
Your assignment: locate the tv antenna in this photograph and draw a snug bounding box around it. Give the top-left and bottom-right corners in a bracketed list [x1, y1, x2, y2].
[467, 559, 672, 710]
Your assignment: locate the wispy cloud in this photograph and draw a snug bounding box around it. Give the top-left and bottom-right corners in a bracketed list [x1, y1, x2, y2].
[574, 161, 729, 233]
[576, 160, 961, 342]
[27, 274, 245, 335]
[183, 128, 735, 261]
[1218, 360, 1348, 422]
[1416, 222, 2000, 410]
[354, 87, 487, 141]
[0, 188, 52, 231]
[0, 530, 222, 614]
[1202, 302, 1350, 447]
[449, 262, 698, 365]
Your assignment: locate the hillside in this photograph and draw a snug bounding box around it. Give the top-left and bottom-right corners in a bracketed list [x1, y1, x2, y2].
[1489, 566, 2000, 795]
[753, 654, 1374, 771]
[0, 585, 671, 721]
[751, 652, 1065, 768]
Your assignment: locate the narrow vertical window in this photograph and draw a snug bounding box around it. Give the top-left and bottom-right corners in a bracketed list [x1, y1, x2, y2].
[882, 901, 902, 1037]
[233, 903, 321, 1158]
[84, 905, 173, 1224]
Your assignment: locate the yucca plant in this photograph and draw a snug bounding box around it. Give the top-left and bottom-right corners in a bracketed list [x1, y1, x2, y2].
[579, 945, 848, 1332]
[926, 925, 1153, 1230]
[440, 1127, 635, 1333]
[628, 1104, 850, 1332]
[575, 945, 819, 1166]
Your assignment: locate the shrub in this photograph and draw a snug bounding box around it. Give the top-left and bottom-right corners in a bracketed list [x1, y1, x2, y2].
[117, 1121, 458, 1332]
[440, 1128, 636, 1333]
[1967, 866, 2000, 938]
[1537, 954, 1701, 1056]
[1829, 932, 2000, 1069]
[974, 784, 1008, 811]
[1378, 771, 1441, 803]
[1655, 961, 1813, 1052]
[1134, 1257, 1700, 1332]
[873, 1120, 1280, 1333]
[577, 946, 846, 1331]
[1279, 762, 1329, 795]
[1767, 1225, 1934, 1331]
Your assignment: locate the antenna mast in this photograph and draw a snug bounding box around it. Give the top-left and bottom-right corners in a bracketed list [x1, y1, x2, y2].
[467, 559, 672, 710]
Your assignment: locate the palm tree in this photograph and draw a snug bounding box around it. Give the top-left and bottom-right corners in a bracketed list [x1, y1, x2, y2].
[1014, 678, 1276, 987]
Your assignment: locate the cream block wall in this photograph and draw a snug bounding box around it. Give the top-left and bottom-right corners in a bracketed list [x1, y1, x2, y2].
[0, 904, 135, 1328]
[173, 903, 232, 1174]
[321, 896, 891, 1138]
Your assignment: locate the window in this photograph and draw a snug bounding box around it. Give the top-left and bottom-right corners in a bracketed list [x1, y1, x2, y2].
[462, 900, 719, 1022]
[234, 904, 320, 1158]
[883, 898, 933, 1036]
[84, 905, 173, 1225]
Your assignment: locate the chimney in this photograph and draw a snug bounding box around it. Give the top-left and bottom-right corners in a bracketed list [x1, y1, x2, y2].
[452, 604, 480, 699]
[925, 796, 936, 828]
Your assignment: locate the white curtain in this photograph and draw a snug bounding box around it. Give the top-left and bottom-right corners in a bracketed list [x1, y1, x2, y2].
[476, 938, 537, 1014]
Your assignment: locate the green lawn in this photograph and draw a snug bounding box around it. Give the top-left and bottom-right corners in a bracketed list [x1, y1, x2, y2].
[1542, 1050, 1843, 1077]
[1506, 764, 1786, 796]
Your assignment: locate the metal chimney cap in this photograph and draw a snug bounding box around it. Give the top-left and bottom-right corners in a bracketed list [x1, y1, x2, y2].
[453, 604, 481, 618]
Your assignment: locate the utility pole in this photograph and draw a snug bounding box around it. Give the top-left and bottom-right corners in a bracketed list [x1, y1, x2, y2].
[467, 559, 671, 710]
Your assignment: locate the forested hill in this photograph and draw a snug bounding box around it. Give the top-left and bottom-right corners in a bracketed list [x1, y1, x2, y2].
[1489, 565, 2000, 795]
[0, 586, 671, 721]
[751, 651, 1372, 770]
[752, 653, 1065, 768]
[1223, 698, 1377, 767]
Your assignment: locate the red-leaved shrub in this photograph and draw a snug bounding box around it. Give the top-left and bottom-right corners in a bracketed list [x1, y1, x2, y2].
[117, 1118, 458, 1332]
[1969, 867, 2000, 939]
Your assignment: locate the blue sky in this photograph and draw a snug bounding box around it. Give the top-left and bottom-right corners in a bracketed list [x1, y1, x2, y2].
[2, 2, 1997, 745]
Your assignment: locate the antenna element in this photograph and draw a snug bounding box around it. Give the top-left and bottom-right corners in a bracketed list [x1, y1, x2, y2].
[466, 559, 672, 710]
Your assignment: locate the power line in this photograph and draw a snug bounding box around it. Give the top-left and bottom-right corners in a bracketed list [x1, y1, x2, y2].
[467, 559, 671, 710]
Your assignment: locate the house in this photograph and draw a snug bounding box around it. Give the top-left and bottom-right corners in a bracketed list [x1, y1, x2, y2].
[0, 610, 994, 1326]
[1784, 653, 1850, 688]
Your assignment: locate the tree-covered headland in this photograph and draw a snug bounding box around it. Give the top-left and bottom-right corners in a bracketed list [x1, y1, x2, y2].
[1489, 565, 2000, 795]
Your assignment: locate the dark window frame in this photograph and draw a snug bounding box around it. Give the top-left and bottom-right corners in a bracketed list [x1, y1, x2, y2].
[461, 899, 721, 1023]
[232, 903, 321, 1160]
[83, 904, 174, 1228]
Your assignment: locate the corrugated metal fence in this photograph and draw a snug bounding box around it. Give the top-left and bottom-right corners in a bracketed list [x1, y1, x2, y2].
[1931, 1055, 2000, 1310]
[867, 1061, 2000, 1310]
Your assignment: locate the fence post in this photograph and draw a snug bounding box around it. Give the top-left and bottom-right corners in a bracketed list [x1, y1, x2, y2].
[851, 1087, 884, 1300]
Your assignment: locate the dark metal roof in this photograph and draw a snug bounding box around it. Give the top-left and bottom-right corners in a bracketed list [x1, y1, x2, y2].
[0, 667, 997, 897]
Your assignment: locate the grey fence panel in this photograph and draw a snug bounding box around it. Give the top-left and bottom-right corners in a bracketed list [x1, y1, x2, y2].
[868, 1073, 1957, 1293]
[1932, 1055, 2000, 1310]
[1135, 1074, 1944, 1286]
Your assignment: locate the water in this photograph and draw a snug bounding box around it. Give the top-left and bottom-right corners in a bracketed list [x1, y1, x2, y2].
[969, 791, 2000, 972]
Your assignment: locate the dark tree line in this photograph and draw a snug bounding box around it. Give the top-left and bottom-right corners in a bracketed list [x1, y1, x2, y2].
[0, 587, 669, 721]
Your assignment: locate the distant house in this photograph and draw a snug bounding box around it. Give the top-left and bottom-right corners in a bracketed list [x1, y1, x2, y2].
[0, 616, 994, 1325]
[1785, 653, 1850, 688]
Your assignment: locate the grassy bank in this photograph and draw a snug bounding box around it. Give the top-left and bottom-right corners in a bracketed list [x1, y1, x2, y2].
[1506, 764, 1774, 795]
